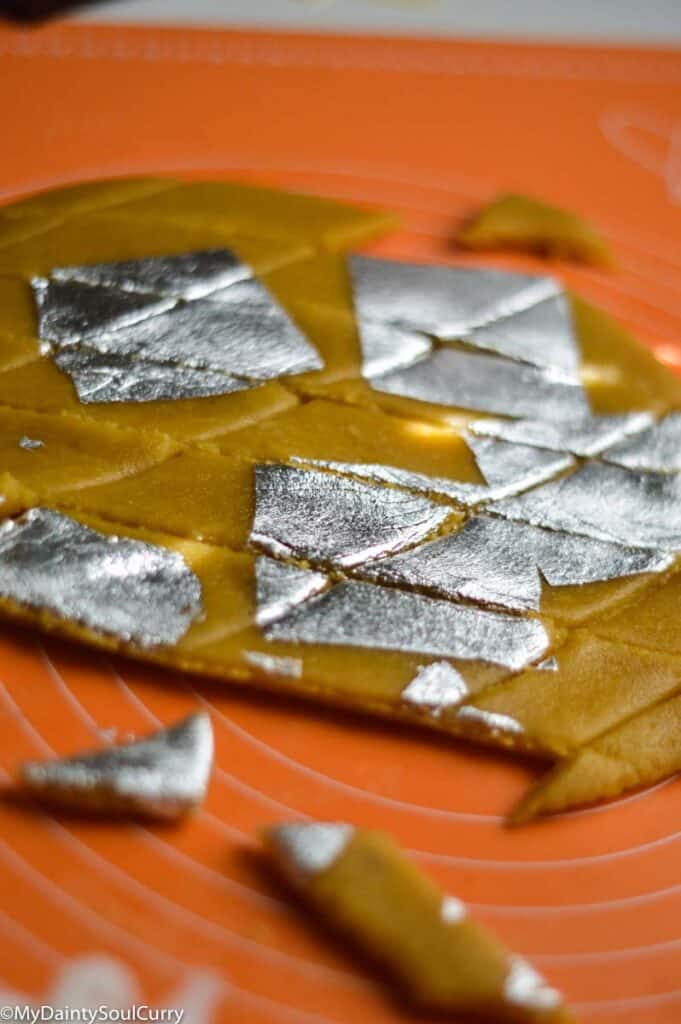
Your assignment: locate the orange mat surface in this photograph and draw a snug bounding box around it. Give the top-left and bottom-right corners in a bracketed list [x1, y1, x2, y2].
[1, 20, 681, 1024]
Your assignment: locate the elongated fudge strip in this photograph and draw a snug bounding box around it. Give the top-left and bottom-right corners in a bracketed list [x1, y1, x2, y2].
[510, 690, 681, 824]
[18, 711, 213, 821]
[263, 823, 573, 1021]
[457, 193, 614, 267]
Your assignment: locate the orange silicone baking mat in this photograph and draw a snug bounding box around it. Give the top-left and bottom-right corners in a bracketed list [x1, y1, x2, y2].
[2, 19, 681, 1024]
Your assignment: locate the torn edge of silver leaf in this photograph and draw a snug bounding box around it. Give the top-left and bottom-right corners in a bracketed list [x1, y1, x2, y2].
[267, 822, 354, 879]
[19, 711, 214, 820]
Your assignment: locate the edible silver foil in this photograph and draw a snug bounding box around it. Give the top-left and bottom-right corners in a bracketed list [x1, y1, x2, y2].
[53, 249, 250, 301]
[503, 957, 563, 1013]
[67, 282, 321, 381]
[369, 347, 589, 421]
[341, 318, 432, 380]
[358, 515, 668, 610]
[290, 437, 573, 507]
[243, 650, 303, 678]
[250, 464, 451, 568]
[269, 822, 354, 877]
[494, 462, 681, 550]
[32, 277, 174, 346]
[20, 711, 214, 820]
[401, 662, 469, 716]
[254, 555, 329, 627]
[350, 255, 578, 375]
[471, 411, 654, 457]
[18, 436, 44, 451]
[455, 705, 525, 737]
[440, 896, 467, 924]
[0, 508, 202, 646]
[265, 581, 550, 669]
[54, 346, 252, 404]
[603, 413, 681, 473]
[537, 655, 558, 672]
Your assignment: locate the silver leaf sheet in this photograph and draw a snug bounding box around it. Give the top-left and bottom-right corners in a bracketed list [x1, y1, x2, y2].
[289, 439, 572, 507]
[455, 705, 525, 736]
[356, 318, 433, 379]
[54, 346, 253, 404]
[53, 248, 250, 301]
[269, 822, 354, 877]
[0, 508, 202, 646]
[440, 896, 467, 924]
[18, 436, 44, 451]
[503, 958, 563, 1013]
[250, 464, 451, 569]
[357, 514, 669, 611]
[401, 662, 469, 716]
[265, 580, 550, 669]
[350, 255, 578, 374]
[494, 462, 681, 550]
[32, 277, 175, 347]
[243, 650, 303, 678]
[471, 411, 654, 457]
[466, 435, 574, 491]
[70, 281, 322, 381]
[369, 347, 590, 421]
[537, 655, 558, 672]
[603, 413, 681, 473]
[254, 555, 329, 627]
[20, 711, 213, 820]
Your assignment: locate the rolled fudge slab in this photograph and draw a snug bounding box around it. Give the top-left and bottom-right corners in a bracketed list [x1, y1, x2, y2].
[1, 177, 681, 821]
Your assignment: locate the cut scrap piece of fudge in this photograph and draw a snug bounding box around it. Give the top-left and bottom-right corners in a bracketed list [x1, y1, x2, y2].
[263, 823, 573, 1021]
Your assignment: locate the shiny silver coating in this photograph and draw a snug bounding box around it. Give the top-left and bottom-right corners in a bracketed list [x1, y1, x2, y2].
[369, 347, 589, 421]
[603, 413, 681, 473]
[265, 580, 550, 669]
[250, 464, 452, 569]
[494, 462, 681, 550]
[254, 555, 329, 627]
[471, 411, 654, 457]
[290, 437, 573, 507]
[503, 957, 563, 1013]
[357, 516, 667, 612]
[0, 508, 202, 647]
[70, 282, 321, 381]
[349, 255, 578, 375]
[54, 346, 251, 403]
[268, 822, 355, 877]
[52, 248, 250, 300]
[32, 276, 174, 346]
[243, 650, 303, 678]
[401, 662, 469, 716]
[20, 711, 214, 820]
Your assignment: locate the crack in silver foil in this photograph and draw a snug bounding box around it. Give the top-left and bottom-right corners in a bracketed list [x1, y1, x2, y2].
[603, 413, 681, 473]
[401, 662, 469, 717]
[290, 438, 573, 508]
[0, 508, 202, 646]
[369, 347, 589, 421]
[32, 276, 175, 347]
[350, 255, 579, 375]
[53, 248, 250, 301]
[18, 436, 44, 451]
[254, 556, 330, 627]
[250, 464, 452, 569]
[265, 580, 550, 669]
[54, 346, 254, 404]
[269, 822, 354, 877]
[356, 514, 669, 611]
[471, 411, 654, 457]
[494, 462, 681, 550]
[20, 711, 213, 820]
[243, 650, 303, 678]
[65, 281, 322, 381]
[503, 957, 563, 1013]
